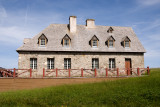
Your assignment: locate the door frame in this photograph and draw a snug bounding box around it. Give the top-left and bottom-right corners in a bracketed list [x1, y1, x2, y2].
[125, 58, 132, 75]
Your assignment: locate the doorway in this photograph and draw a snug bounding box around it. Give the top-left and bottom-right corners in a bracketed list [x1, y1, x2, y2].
[125, 58, 132, 75]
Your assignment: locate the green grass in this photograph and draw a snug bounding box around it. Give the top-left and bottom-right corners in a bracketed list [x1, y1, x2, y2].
[0, 69, 160, 107]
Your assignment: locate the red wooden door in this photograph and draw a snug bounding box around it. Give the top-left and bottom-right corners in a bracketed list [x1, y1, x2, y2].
[125, 59, 131, 75]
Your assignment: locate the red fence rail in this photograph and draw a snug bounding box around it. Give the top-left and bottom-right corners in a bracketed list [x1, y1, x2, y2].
[0, 66, 150, 78]
[0, 68, 31, 78]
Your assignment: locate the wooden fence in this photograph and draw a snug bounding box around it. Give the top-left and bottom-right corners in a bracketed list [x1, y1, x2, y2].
[0, 67, 150, 78]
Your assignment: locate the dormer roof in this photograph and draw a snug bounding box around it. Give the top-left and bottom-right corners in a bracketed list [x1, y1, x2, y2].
[90, 35, 99, 41]
[122, 36, 131, 42]
[106, 36, 115, 41]
[62, 34, 71, 40]
[107, 27, 114, 33]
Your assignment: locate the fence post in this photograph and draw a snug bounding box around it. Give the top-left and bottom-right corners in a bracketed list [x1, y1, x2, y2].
[6, 72, 7, 77]
[56, 68, 58, 77]
[106, 68, 108, 77]
[117, 68, 119, 77]
[43, 68, 45, 78]
[81, 68, 83, 77]
[94, 68, 97, 77]
[13, 68, 16, 78]
[68, 69, 71, 77]
[30, 68, 32, 78]
[137, 68, 140, 76]
[147, 66, 150, 75]
[3, 71, 5, 77]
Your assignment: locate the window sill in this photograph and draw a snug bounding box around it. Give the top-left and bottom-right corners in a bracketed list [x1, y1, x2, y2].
[125, 47, 131, 49]
[108, 47, 115, 49]
[92, 46, 98, 48]
[39, 45, 46, 47]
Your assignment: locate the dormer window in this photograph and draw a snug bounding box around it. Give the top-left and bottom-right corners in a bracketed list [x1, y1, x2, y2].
[107, 27, 114, 33]
[38, 34, 48, 46]
[109, 40, 114, 48]
[106, 36, 115, 48]
[62, 34, 71, 47]
[125, 41, 129, 47]
[92, 40, 97, 47]
[121, 36, 131, 48]
[90, 35, 99, 48]
[40, 38, 45, 46]
[64, 39, 69, 46]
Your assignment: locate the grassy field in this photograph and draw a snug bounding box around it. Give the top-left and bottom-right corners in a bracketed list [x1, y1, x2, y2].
[0, 69, 160, 107]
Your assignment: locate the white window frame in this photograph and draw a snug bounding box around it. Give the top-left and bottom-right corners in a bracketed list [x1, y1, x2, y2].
[40, 38, 45, 46]
[109, 40, 114, 48]
[92, 40, 97, 48]
[64, 39, 69, 47]
[92, 58, 99, 69]
[30, 58, 37, 69]
[64, 58, 71, 69]
[125, 41, 130, 48]
[47, 58, 54, 69]
[109, 58, 116, 69]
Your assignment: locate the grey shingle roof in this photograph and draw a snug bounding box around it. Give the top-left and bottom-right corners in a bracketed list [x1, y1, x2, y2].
[17, 24, 146, 53]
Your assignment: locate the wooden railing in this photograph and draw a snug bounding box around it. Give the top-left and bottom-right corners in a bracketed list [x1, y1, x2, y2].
[0, 66, 150, 78]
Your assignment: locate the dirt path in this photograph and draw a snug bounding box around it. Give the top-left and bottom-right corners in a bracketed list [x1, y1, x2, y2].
[0, 77, 123, 92]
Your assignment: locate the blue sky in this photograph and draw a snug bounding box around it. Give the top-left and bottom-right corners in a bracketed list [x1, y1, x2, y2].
[0, 0, 160, 68]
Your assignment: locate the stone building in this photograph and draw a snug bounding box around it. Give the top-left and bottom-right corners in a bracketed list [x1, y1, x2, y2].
[17, 16, 146, 77]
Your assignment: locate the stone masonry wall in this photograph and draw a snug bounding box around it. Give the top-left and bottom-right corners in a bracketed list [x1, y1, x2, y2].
[18, 52, 144, 77]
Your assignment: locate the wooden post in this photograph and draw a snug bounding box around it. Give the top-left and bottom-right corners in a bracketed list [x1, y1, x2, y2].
[81, 68, 83, 77]
[106, 68, 108, 77]
[117, 68, 119, 77]
[147, 66, 150, 75]
[3, 71, 5, 77]
[13, 68, 16, 78]
[30, 69, 32, 78]
[43, 68, 45, 78]
[56, 68, 58, 77]
[6, 72, 7, 77]
[68, 69, 71, 77]
[137, 68, 140, 76]
[94, 68, 97, 77]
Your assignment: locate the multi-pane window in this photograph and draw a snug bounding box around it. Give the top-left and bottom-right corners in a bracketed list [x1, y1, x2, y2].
[64, 39, 69, 47]
[64, 58, 71, 69]
[92, 58, 99, 69]
[41, 38, 45, 46]
[92, 40, 97, 47]
[109, 58, 116, 69]
[125, 41, 129, 48]
[109, 40, 113, 48]
[47, 58, 54, 69]
[30, 58, 37, 69]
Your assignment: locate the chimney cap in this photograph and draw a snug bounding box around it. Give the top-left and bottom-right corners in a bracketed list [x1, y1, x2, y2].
[86, 19, 95, 21]
[69, 16, 77, 18]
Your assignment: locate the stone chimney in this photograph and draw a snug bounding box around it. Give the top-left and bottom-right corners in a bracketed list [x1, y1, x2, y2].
[69, 16, 77, 33]
[86, 19, 95, 28]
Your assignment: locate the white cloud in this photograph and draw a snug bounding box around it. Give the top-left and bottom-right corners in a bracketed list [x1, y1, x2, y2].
[147, 34, 160, 41]
[138, 0, 160, 6]
[0, 6, 7, 24]
[0, 26, 33, 45]
[145, 49, 160, 57]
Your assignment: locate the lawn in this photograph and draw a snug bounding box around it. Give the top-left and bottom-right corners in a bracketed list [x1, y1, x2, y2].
[0, 69, 160, 107]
